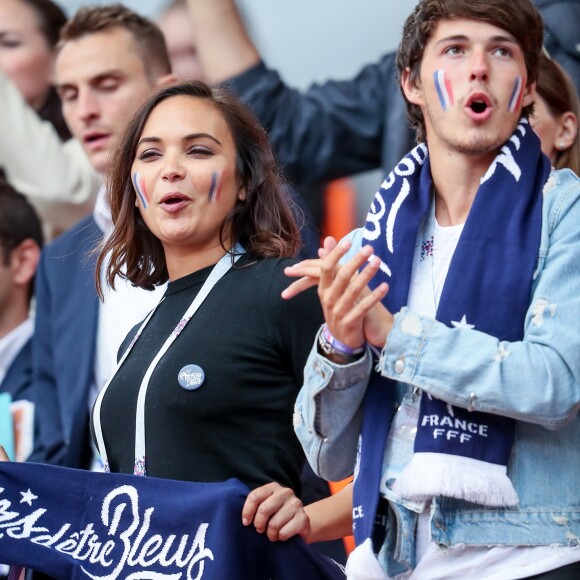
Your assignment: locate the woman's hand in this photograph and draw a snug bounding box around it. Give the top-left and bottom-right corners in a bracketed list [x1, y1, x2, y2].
[0, 445, 10, 461]
[284, 237, 394, 348]
[282, 236, 339, 300]
[242, 482, 311, 542]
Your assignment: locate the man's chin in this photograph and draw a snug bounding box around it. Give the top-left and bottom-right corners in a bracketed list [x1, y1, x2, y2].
[88, 151, 111, 175]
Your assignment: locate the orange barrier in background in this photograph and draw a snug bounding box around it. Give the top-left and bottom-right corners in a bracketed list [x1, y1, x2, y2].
[322, 178, 357, 242]
[328, 478, 355, 555]
[322, 178, 357, 556]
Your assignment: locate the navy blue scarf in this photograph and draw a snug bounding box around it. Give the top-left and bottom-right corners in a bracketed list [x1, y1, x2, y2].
[0, 462, 344, 579]
[350, 120, 550, 558]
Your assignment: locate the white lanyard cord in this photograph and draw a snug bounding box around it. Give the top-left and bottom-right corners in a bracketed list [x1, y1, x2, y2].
[92, 247, 244, 475]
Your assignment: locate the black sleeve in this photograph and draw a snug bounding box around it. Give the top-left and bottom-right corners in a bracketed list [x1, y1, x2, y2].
[225, 55, 398, 188]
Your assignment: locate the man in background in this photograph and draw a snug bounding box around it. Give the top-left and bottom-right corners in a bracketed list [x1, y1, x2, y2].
[0, 180, 43, 403]
[30, 4, 175, 470]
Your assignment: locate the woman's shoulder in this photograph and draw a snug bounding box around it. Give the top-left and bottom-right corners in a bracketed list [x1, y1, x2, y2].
[238, 254, 299, 274]
[234, 254, 320, 310]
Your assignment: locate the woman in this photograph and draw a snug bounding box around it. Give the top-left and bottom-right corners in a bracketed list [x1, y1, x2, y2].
[533, 52, 580, 174]
[0, 0, 70, 140]
[92, 80, 324, 540]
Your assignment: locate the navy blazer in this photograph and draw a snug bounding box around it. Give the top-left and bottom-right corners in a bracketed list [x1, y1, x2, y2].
[1, 338, 33, 401]
[30, 216, 101, 468]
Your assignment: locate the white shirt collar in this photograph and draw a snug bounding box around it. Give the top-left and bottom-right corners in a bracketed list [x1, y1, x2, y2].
[0, 318, 33, 386]
[93, 186, 112, 236]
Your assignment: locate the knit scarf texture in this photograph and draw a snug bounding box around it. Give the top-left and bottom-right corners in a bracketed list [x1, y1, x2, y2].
[349, 119, 550, 569]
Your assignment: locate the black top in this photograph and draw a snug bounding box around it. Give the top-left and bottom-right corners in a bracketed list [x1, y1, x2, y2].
[92, 255, 323, 494]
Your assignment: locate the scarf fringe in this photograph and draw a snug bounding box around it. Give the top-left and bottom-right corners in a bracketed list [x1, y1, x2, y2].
[345, 538, 387, 580]
[392, 452, 519, 507]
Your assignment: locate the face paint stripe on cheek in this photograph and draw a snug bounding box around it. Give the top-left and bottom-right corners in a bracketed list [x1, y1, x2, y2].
[508, 76, 524, 112]
[434, 70, 454, 111]
[133, 171, 149, 209]
[207, 170, 223, 203]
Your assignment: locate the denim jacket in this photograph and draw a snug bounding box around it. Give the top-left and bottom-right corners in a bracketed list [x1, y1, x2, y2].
[294, 168, 580, 576]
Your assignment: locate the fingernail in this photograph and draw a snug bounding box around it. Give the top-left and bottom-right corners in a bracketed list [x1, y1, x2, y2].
[242, 518, 249, 526]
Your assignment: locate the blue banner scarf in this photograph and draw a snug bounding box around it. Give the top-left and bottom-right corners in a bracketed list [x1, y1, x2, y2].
[349, 120, 550, 569]
[0, 462, 345, 579]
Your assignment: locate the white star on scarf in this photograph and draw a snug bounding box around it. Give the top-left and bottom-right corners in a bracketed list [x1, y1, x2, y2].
[20, 489, 37, 506]
[451, 315, 475, 330]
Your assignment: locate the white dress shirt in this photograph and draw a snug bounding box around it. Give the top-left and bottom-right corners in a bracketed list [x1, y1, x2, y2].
[0, 319, 33, 387]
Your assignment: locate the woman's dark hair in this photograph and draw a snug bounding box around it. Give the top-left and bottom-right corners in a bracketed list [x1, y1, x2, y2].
[97, 80, 302, 297]
[536, 52, 580, 175]
[396, 0, 544, 143]
[22, 0, 66, 47]
[0, 178, 44, 262]
[0, 178, 44, 301]
[21, 0, 71, 140]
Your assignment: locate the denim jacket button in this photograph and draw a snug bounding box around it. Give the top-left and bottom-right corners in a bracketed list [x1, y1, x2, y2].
[394, 358, 405, 373]
[468, 392, 477, 411]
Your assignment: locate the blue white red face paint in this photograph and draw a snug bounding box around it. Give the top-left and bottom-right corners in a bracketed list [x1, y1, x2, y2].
[132, 172, 149, 209]
[207, 170, 223, 203]
[434, 70, 455, 111]
[508, 76, 524, 113]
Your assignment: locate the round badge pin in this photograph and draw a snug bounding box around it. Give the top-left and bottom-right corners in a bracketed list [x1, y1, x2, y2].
[178, 364, 205, 391]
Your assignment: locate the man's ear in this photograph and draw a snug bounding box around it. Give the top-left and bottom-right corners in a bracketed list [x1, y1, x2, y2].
[522, 81, 536, 108]
[155, 73, 178, 90]
[10, 239, 40, 288]
[401, 67, 423, 106]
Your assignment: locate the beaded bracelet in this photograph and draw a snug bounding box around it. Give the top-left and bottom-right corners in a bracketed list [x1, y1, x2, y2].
[320, 324, 367, 356]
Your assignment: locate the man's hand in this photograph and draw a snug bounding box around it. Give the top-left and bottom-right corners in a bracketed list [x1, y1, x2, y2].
[242, 482, 310, 542]
[0, 445, 9, 461]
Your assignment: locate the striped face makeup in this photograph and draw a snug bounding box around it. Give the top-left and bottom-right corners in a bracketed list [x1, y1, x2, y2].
[207, 171, 223, 203]
[133, 172, 149, 209]
[434, 70, 454, 111]
[508, 76, 524, 113]
[130, 95, 244, 261]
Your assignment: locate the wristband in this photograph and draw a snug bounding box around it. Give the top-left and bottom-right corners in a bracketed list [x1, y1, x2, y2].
[320, 324, 367, 356]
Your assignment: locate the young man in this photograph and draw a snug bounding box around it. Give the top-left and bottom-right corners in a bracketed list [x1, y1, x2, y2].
[29, 5, 175, 469]
[0, 181, 43, 403]
[287, 0, 580, 578]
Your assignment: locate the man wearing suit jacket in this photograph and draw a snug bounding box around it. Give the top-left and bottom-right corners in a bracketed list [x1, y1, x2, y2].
[0, 181, 43, 580]
[29, 5, 175, 469]
[0, 182, 43, 405]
